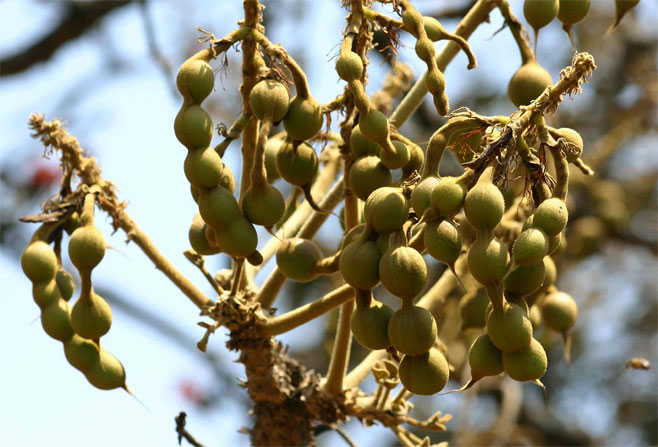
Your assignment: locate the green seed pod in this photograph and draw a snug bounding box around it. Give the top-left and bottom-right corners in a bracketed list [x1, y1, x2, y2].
[422, 17, 447, 42]
[459, 290, 490, 330]
[542, 291, 578, 332]
[364, 187, 409, 235]
[189, 213, 220, 256]
[63, 211, 81, 235]
[21, 241, 57, 283]
[68, 225, 106, 273]
[184, 147, 224, 189]
[64, 334, 101, 373]
[380, 140, 410, 170]
[467, 236, 510, 285]
[283, 96, 323, 141]
[547, 232, 562, 255]
[264, 138, 282, 182]
[335, 51, 363, 82]
[375, 232, 390, 255]
[379, 246, 427, 300]
[447, 127, 483, 164]
[534, 198, 568, 236]
[350, 125, 381, 158]
[486, 302, 533, 352]
[388, 305, 437, 356]
[349, 156, 392, 201]
[557, 0, 590, 25]
[524, 0, 559, 35]
[71, 291, 113, 340]
[191, 185, 201, 204]
[176, 59, 215, 103]
[55, 269, 75, 301]
[41, 299, 74, 341]
[513, 228, 549, 266]
[554, 127, 584, 163]
[411, 177, 439, 217]
[351, 300, 394, 350]
[468, 334, 504, 379]
[399, 347, 449, 395]
[430, 177, 467, 217]
[198, 186, 241, 230]
[85, 349, 127, 390]
[276, 238, 323, 283]
[539, 255, 557, 293]
[219, 163, 236, 194]
[358, 108, 390, 146]
[504, 262, 546, 298]
[529, 304, 542, 329]
[249, 79, 289, 122]
[242, 184, 285, 227]
[214, 219, 258, 258]
[424, 220, 462, 265]
[415, 37, 435, 64]
[33, 279, 61, 308]
[276, 141, 318, 187]
[464, 182, 505, 231]
[403, 143, 424, 177]
[613, 0, 640, 29]
[508, 63, 553, 107]
[339, 238, 382, 290]
[340, 224, 366, 250]
[503, 338, 547, 382]
[174, 105, 213, 149]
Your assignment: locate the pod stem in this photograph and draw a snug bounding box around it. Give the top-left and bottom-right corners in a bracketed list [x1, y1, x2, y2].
[354, 288, 373, 309]
[79, 192, 96, 227]
[261, 284, 354, 337]
[485, 283, 505, 314]
[250, 118, 272, 190]
[313, 252, 341, 275]
[498, 0, 536, 65]
[79, 269, 93, 300]
[214, 114, 250, 157]
[549, 144, 569, 201]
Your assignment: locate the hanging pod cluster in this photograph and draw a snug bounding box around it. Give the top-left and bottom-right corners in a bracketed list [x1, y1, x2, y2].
[21, 195, 127, 392]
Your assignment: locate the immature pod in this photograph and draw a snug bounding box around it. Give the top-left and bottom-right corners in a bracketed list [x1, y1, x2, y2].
[213, 219, 258, 259]
[32, 279, 62, 308]
[71, 291, 113, 340]
[340, 224, 366, 250]
[85, 349, 127, 391]
[504, 262, 546, 298]
[184, 147, 224, 189]
[612, 0, 640, 30]
[398, 348, 449, 395]
[529, 304, 542, 329]
[218, 163, 237, 194]
[55, 269, 75, 301]
[467, 236, 510, 285]
[349, 156, 392, 201]
[63, 212, 81, 235]
[64, 334, 101, 373]
[557, 0, 590, 26]
[512, 228, 549, 266]
[410, 177, 439, 217]
[424, 220, 461, 266]
[358, 108, 396, 157]
[533, 197, 568, 236]
[364, 187, 409, 235]
[249, 79, 289, 122]
[379, 246, 427, 300]
[174, 105, 213, 149]
[335, 51, 363, 82]
[379, 140, 410, 171]
[176, 59, 215, 103]
[542, 291, 578, 333]
[350, 125, 381, 158]
[446, 125, 483, 164]
[503, 338, 547, 382]
[459, 290, 490, 330]
[283, 96, 323, 141]
[264, 138, 282, 182]
[68, 225, 106, 273]
[351, 299, 394, 350]
[21, 241, 58, 283]
[241, 183, 286, 228]
[276, 140, 318, 187]
[402, 143, 424, 178]
[276, 238, 323, 283]
[468, 334, 504, 381]
[464, 177, 505, 232]
[198, 186, 241, 230]
[339, 237, 381, 290]
[524, 0, 559, 43]
[430, 176, 467, 217]
[388, 305, 437, 356]
[188, 213, 220, 256]
[41, 299, 75, 341]
[508, 62, 553, 107]
[552, 127, 583, 163]
[486, 302, 533, 352]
